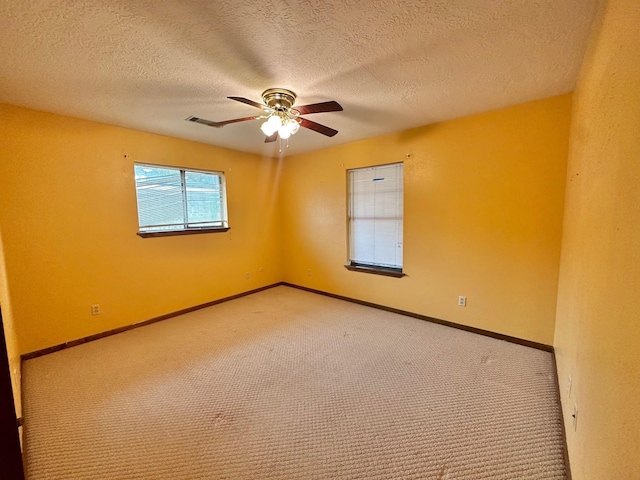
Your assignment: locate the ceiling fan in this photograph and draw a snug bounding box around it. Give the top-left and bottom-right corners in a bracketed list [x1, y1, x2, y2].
[186, 88, 343, 143]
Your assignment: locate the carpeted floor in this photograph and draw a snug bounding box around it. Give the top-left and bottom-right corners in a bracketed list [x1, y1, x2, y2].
[22, 286, 567, 479]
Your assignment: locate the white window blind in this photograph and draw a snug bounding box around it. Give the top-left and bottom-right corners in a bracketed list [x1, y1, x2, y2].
[134, 164, 228, 234]
[348, 163, 403, 271]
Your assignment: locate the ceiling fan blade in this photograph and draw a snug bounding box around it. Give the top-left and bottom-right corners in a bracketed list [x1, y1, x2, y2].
[264, 132, 279, 143]
[298, 117, 338, 137]
[294, 101, 343, 115]
[186, 115, 223, 127]
[215, 116, 261, 126]
[228, 96, 270, 111]
[186, 115, 260, 128]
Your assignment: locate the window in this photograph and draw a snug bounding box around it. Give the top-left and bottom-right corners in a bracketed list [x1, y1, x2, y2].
[346, 163, 404, 277]
[134, 163, 229, 237]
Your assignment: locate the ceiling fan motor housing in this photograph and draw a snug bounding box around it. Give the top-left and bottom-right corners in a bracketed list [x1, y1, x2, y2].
[262, 88, 297, 112]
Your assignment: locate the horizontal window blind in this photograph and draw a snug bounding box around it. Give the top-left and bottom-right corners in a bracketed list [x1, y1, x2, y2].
[134, 164, 228, 232]
[348, 163, 403, 270]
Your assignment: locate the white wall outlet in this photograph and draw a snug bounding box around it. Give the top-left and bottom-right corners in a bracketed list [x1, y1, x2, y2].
[458, 296, 467, 307]
[90, 304, 101, 316]
[572, 404, 578, 431]
[307, 269, 312, 276]
[245, 272, 250, 280]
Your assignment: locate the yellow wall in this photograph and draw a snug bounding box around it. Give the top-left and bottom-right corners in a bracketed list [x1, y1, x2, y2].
[0, 104, 283, 354]
[0, 228, 21, 418]
[0, 95, 571, 413]
[280, 95, 571, 345]
[554, 0, 640, 477]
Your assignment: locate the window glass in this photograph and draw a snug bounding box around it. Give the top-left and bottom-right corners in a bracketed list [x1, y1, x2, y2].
[134, 164, 228, 234]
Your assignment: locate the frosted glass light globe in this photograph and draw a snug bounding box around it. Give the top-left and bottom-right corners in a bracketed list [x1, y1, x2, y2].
[267, 115, 282, 128]
[288, 119, 300, 135]
[260, 121, 276, 136]
[279, 125, 292, 139]
[261, 115, 282, 136]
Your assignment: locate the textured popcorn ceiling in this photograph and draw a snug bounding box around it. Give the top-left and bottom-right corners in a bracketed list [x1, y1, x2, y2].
[0, 0, 598, 156]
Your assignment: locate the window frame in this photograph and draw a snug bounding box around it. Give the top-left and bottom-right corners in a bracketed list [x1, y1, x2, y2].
[133, 162, 229, 238]
[345, 162, 405, 278]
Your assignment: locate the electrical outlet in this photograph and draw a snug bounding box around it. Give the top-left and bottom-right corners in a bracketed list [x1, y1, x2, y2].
[307, 269, 312, 276]
[90, 304, 101, 316]
[458, 296, 467, 307]
[572, 404, 578, 431]
[245, 272, 250, 280]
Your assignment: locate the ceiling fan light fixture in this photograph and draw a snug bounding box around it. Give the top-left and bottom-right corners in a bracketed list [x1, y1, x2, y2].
[260, 121, 274, 136]
[288, 118, 300, 135]
[268, 115, 283, 128]
[260, 115, 282, 136]
[280, 123, 294, 138]
[277, 118, 301, 139]
[279, 127, 292, 139]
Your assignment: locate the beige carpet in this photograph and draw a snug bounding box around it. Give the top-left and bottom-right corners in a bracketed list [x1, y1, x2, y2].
[23, 286, 567, 479]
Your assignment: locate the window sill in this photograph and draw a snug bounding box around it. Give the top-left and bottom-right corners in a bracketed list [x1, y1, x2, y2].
[344, 263, 405, 278]
[137, 227, 230, 238]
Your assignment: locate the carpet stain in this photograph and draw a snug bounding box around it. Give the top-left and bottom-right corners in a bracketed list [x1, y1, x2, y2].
[480, 355, 496, 365]
[437, 465, 450, 479]
[211, 412, 233, 427]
